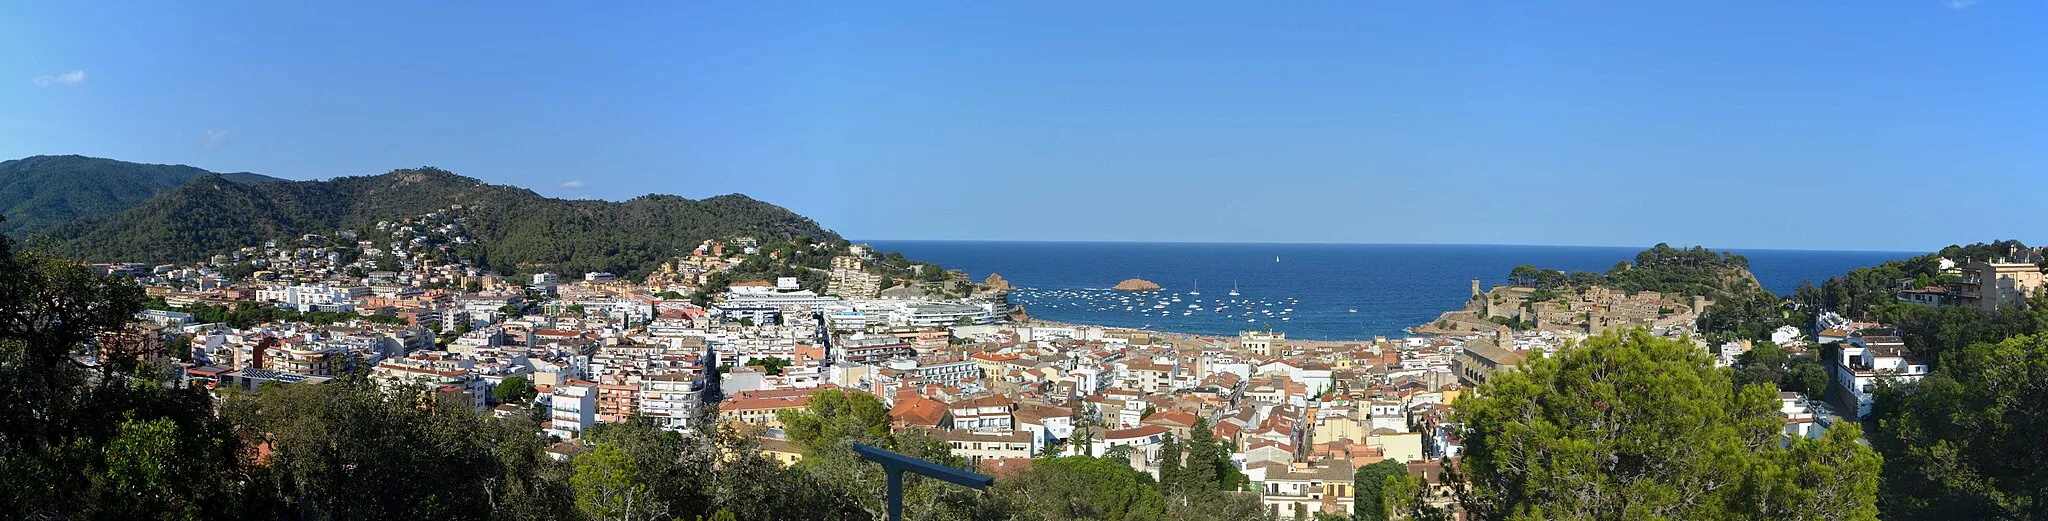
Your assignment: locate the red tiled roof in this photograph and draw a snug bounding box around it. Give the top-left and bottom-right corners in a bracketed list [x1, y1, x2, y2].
[980, 457, 1035, 478]
[1144, 411, 1199, 428]
[1101, 425, 1169, 440]
[891, 396, 951, 427]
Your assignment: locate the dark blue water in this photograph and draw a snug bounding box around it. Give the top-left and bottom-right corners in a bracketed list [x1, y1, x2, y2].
[865, 241, 1913, 340]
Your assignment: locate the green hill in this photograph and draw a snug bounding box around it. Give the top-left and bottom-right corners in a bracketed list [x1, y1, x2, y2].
[1508, 243, 1762, 300]
[40, 164, 838, 277]
[0, 155, 283, 237]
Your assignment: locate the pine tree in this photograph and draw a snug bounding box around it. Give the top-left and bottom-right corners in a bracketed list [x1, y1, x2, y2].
[1183, 418, 1223, 492]
[1157, 433, 1184, 492]
[1454, 329, 1880, 520]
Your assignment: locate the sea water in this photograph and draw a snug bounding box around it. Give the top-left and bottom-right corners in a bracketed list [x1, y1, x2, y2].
[865, 241, 1912, 340]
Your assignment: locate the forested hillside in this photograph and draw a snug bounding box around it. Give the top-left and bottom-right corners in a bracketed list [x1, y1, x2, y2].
[0, 155, 281, 237]
[30, 161, 838, 277]
[1504, 243, 1790, 341]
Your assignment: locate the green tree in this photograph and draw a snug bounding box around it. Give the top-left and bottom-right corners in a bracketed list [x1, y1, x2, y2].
[745, 356, 793, 376]
[1182, 418, 1245, 492]
[494, 375, 536, 405]
[1352, 460, 1406, 521]
[0, 230, 248, 519]
[1697, 287, 1789, 341]
[232, 378, 559, 520]
[93, 416, 216, 520]
[1732, 341, 1789, 390]
[777, 389, 891, 449]
[994, 455, 1167, 521]
[1157, 433, 1184, 492]
[1870, 333, 2048, 520]
[1382, 473, 1451, 521]
[775, 389, 985, 520]
[572, 443, 656, 521]
[1455, 329, 1881, 520]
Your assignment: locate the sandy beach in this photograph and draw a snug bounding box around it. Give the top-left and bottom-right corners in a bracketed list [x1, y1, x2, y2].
[1017, 316, 1406, 348]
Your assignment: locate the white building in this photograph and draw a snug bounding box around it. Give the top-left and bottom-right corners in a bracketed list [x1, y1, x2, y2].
[549, 382, 597, 439]
[1834, 335, 1928, 419]
[1086, 425, 1169, 464]
[888, 358, 982, 387]
[1770, 325, 1802, 345]
[639, 374, 703, 433]
[253, 284, 370, 312]
[1778, 392, 1828, 442]
[886, 302, 997, 328]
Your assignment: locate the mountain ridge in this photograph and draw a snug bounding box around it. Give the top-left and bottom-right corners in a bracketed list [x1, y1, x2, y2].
[4, 155, 839, 277]
[0, 155, 284, 237]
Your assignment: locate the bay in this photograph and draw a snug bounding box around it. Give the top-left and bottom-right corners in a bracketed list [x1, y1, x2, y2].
[865, 241, 1913, 340]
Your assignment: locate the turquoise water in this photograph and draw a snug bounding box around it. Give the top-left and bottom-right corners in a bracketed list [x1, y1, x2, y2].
[865, 241, 1912, 340]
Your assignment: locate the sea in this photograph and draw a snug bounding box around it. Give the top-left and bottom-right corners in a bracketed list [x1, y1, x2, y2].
[863, 241, 1916, 341]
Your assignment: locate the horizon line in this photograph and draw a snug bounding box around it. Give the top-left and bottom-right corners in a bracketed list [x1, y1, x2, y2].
[851, 238, 1929, 255]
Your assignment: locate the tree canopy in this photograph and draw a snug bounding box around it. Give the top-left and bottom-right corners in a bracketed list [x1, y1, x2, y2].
[1353, 459, 1407, 521]
[1446, 329, 1881, 520]
[1869, 333, 2048, 519]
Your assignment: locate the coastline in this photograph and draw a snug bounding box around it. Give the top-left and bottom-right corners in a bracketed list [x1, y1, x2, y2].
[880, 242, 1915, 340]
[1015, 315, 1412, 348]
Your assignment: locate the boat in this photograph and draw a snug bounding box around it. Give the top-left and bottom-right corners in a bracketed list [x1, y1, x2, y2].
[1229, 281, 1240, 296]
[1189, 278, 1200, 296]
[1348, 309, 1358, 313]
[1275, 256, 1281, 263]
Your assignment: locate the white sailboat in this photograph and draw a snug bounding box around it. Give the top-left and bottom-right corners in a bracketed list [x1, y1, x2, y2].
[1189, 277, 1200, 296]
[1228, 280, 1240, 296]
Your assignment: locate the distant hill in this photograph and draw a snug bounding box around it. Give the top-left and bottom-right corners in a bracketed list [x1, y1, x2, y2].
[0, 155, 283, 237]
[1508, 243, 1762, 300]
[34, 161, 838, 277]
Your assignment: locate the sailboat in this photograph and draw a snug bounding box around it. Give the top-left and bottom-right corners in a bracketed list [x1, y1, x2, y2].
[1189, 277, 1200, 296]
[1228, 280, 1240, 296]
[1275, 256, 1281, 263]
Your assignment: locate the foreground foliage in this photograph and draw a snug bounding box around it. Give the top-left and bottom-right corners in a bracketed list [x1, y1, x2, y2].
[1442, 330, 1881, 520]
[1870, 333, 2048, 519]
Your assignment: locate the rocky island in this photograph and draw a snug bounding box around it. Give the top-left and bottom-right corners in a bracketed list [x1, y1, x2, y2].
[981, 273, 1012, 292]
[1113, 278, 1162, 292]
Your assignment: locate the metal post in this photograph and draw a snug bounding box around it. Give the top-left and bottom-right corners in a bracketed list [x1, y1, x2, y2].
[853, 443, 994, 521]
[885, 468, 904, 521]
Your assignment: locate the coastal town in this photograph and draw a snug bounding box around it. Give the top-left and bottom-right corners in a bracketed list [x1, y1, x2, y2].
[72, 207, 2015, 520]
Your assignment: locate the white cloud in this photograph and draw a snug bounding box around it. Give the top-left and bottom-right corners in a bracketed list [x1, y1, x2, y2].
[202, 130, 229, 148]
[1945, 0, 1979, 9]
[31, 70, 85, 87]
[561, 180, 586, 189]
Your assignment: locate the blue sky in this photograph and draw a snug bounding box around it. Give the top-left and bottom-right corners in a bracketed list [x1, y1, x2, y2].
[4, 2, 2043, 251]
